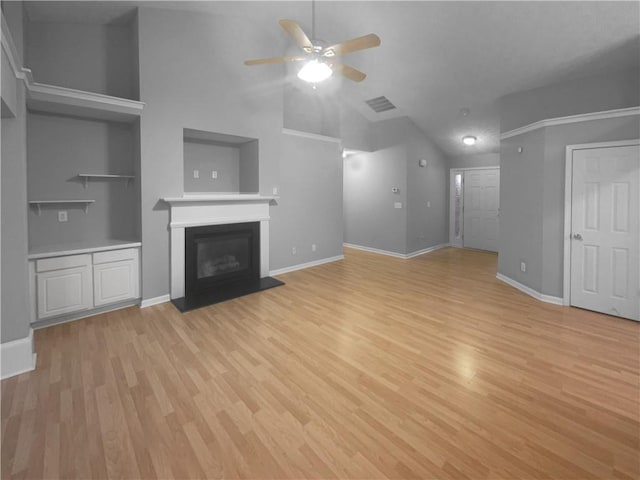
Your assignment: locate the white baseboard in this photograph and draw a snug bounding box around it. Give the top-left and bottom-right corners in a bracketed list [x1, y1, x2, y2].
[343, 243, 406, 258]
[405, 243, 450, 259]
[496, 273, 564, 305]
[270, 255, 344, 276]
[343, 242, 450, 260]
[1, 328, 37, 380]
[140, 294, 171, 308]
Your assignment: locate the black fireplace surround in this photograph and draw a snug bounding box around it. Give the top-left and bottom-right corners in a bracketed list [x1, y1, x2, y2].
[186, 222, 260, 296]
[171, 222, 283, 312]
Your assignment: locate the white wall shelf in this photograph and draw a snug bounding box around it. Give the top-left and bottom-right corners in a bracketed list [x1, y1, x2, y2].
[26, 83, 145, 123]
[78, 174, 135, 188]
[29, 200, 95, 215]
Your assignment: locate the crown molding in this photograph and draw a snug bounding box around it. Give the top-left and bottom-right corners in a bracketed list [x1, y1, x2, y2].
[500, 106, 640, 140]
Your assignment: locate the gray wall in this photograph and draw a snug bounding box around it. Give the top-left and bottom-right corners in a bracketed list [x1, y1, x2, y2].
[340, 105, 372, 152]
[270, 134, 343, 269]
[498, 68, 640, 297]
[26, 20, 137, 99]
[137, 7, 343, 299]
[406, 131, 449, 253]
[540, 116, 640, 296]
[500, 67, 640, 132]
[283, 83, 340, 139]
[27, 113, 137, 249]
[239, 139, 259, 193]
[498, 129, 545, 293]
[448, 153, 500, 169]
[1, 13, 30, 343]
[343, 116, 449, 255]
[498, 116, 640, 297]
[343, 146, 408, 253]
[183, 140, 240, 193]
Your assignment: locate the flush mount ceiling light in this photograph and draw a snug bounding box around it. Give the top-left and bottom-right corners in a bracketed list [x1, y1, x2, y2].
[297, 59, 333, 83]
[462, 136, 477, 146]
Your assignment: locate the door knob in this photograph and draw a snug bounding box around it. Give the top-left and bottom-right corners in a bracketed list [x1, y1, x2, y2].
[572, 233, 583, 240]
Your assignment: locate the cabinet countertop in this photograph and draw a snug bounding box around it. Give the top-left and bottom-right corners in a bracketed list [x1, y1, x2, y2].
[28, 240, 142, 260]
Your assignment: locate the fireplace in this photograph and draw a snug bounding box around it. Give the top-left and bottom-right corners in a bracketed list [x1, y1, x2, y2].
[185, 222, 260, 296]
[163, 194, 284, 312]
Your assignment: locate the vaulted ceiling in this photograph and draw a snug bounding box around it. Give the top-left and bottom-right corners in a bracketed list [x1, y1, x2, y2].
[24, 1, 640, 157]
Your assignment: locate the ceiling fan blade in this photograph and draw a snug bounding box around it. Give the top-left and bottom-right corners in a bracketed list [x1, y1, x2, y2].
[322, 33, 381, 57]
[279, 19, 314, 52]
[244, 56, 305, 66]
[330, 63, 367, 82]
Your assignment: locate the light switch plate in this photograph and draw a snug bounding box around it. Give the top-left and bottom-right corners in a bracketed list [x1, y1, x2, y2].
[212, 171, 218, 179]
[58, 211, 68, 222]
[193, 170, 199, 178]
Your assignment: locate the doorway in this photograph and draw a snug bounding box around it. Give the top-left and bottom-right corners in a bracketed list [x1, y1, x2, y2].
[449, 167, 500, 252]
[564, 140, 639, 321]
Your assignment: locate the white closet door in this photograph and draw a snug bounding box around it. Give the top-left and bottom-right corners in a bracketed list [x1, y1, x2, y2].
[571, 145, 639, 321]
[463, 168, 500, 252]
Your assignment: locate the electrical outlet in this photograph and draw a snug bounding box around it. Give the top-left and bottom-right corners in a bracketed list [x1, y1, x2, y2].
[520, 261, 526, 272]
[292, 247, 297, 255]
[312, 244, 316, 252]
[212, 171, 218, 179]
[193, 169, 199, 179]
[394, 202, 402, 209]
[273, 187, 279, 195]
[427, 201, 431, 208]
[58, 211, 68, 222]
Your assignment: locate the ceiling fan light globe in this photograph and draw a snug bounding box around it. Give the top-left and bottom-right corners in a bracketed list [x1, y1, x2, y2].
[298, 60, 333, 83]
[462, 136, 477, 146]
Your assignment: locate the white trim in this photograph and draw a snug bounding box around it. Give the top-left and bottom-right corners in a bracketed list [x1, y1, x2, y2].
[405, 243, 450, 258]
[1, 329, 36, 379]
[343, 243, 406, 259]
[169, 216, 269, 229]
[496, 273, 564, 306]
[140, 294, 171, 308]
[270, 255, 344, 276]
[500, 107, 640, 140]
[162, 194, 277, 205]
[343, 242, 449, 260]
[563, 139, 640, 307]
[282, 128, 342, 144]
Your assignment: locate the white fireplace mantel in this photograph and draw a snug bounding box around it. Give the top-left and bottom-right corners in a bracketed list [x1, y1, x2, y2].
[162, 194, 278, 299]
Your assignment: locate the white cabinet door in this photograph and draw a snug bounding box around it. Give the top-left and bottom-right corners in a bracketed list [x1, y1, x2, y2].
[37, 265, 92, 319]
[93, 259, 139, 307]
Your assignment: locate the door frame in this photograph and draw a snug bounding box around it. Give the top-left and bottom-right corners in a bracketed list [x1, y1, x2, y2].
[562, 139, 640, 306]
[449, 166, 500, 248]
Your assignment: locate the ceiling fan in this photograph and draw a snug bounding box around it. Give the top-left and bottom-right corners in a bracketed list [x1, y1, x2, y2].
[244, 5, 380, 84]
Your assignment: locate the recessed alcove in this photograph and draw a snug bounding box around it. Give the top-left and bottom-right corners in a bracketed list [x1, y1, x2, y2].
[183, 128, 259, 194]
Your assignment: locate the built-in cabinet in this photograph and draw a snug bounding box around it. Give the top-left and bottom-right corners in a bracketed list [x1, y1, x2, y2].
[29, 246, 140, 324]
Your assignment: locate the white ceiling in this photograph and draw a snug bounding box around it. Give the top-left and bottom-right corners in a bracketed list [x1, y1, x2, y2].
[24, 1, 640, 157]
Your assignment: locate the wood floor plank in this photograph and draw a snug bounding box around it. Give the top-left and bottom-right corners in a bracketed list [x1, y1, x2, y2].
[2, 247, 639, 479]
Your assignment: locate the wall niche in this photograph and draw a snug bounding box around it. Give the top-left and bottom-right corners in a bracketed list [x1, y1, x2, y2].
[183, 128, 258, 194]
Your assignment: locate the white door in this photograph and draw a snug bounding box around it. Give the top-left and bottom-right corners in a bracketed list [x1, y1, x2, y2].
[571, 145, 639, 321]
[463, 168, 500, 252]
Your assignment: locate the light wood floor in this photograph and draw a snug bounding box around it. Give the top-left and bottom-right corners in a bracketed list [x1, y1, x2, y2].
[2, 247, 639, 479]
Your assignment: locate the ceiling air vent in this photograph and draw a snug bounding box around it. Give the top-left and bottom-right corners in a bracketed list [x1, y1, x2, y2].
[365, 96, 396, 113]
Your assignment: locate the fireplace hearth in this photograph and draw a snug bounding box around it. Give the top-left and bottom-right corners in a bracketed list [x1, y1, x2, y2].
[171, 222, 283, 312]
